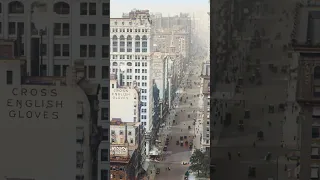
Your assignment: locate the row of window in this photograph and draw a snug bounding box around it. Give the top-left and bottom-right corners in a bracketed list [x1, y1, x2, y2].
[111, 67, 148, 74]
[112, 55, 148, 60]
[112, 28, 148, 33]
[78, 23, 109, 37]
[0, 1, 110, 16]
[1, 22, 109, 38]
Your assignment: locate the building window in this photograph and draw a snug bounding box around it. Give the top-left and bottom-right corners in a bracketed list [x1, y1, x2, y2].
[54, 23, 61, 35]
[102, 24, 109, 37]
[62, 23, 69, 36]
[80, 3, 87, 15]
[8, 1, 24, 14]
[142, 35, 148, 52]
[101, 87, 109, 100]
[53, 2, 70, 15]
[54, 65, 61, 76]
[119, 130, 124, 135]
[127, 35, 132, 52]
[120, 35, 125, 52]
[313, 127, 319, 138]
[62, 44, 69, 56]
[112, 35, 118, 52]
[102, 66, 109, 79]
[80, 24, 87, 36]
[8, 22, 15, 35]
[89, 3, 96, 15]
[102, 3, 110, 15]
[88, 66, 96, 78]
[101, 108, 109, 120]
[102, 45, 109, 58]
[130, 139, 133, 144]
[101, 149, 108, 161]
[6, 71, 13, 84]
[102, 128, 109, 141]
[89, 24, 96, 36]
[89, 45, 96, 57]
[17, 22, 24, 35]
[54, 44, 61, 56]
[128, 131, 132, 135]
[100, 170, 109, 180]
[135, 35, 140, 52]
[80, 45, 87, 57]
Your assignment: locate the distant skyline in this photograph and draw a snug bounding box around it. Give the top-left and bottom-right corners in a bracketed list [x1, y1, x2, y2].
[110, 0, 209, 18]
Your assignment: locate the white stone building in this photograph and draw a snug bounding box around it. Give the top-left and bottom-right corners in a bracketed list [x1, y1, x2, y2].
[110, 10, 153, 155]
[0, 56, 101, 180]
[110, 74, 140, 123]
[0, 1, 111, 178]
[199, 62, 210, 152]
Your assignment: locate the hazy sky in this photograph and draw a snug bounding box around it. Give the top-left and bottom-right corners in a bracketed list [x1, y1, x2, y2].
[110, 0, 209, 18]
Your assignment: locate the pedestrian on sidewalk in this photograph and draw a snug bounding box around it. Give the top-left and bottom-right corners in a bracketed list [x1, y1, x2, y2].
[238, 152, 241, 157]
[253, 141, 256, 147]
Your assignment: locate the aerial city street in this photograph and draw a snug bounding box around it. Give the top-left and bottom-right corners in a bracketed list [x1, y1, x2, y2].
[109, 1, 210, 180]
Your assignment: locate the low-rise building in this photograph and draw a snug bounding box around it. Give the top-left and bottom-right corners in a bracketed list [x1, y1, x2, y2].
[110, 119, 144, 180]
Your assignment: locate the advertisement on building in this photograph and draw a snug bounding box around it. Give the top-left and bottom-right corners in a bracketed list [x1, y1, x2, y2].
[110, 88, 137, 122]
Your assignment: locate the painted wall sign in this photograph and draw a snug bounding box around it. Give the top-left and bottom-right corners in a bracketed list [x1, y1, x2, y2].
[6, 88, 63, 119]
[110, 146, 128, 156]
[111, 89, 130, 100]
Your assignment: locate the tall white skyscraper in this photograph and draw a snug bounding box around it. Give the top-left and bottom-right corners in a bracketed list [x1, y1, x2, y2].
[110, 9, 153, 154]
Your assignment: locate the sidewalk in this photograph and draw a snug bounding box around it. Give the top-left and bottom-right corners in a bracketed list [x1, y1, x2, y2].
[282, 73, 299, 149]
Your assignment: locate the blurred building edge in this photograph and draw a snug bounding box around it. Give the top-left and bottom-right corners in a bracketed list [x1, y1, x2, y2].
[0, 39, 102, 180]
[198, 61, 210, 152]
[293, 2, 320, 180]
[110, 119, 145, 180]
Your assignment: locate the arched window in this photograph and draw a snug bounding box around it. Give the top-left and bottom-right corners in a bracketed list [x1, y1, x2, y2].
[53, 2, 70, 14]
[112, 35, 118, 52]
[8, 1, 24, 14]
[142, 35, 148, 52]
[127, 62, 132, 66]
[135, 35, 140, 52]
[120, 35, 125, 52]
[127, 35, 132, 52]
[112, 62, 118, 66]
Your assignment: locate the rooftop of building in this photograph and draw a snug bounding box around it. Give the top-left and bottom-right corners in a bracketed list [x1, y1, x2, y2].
[110, 118, 140, 126]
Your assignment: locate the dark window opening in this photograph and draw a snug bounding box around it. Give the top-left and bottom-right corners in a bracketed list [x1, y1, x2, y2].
[6, 71, 13, 84]
[80, 3, 87, 15]
[53, 2, 70, 14]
